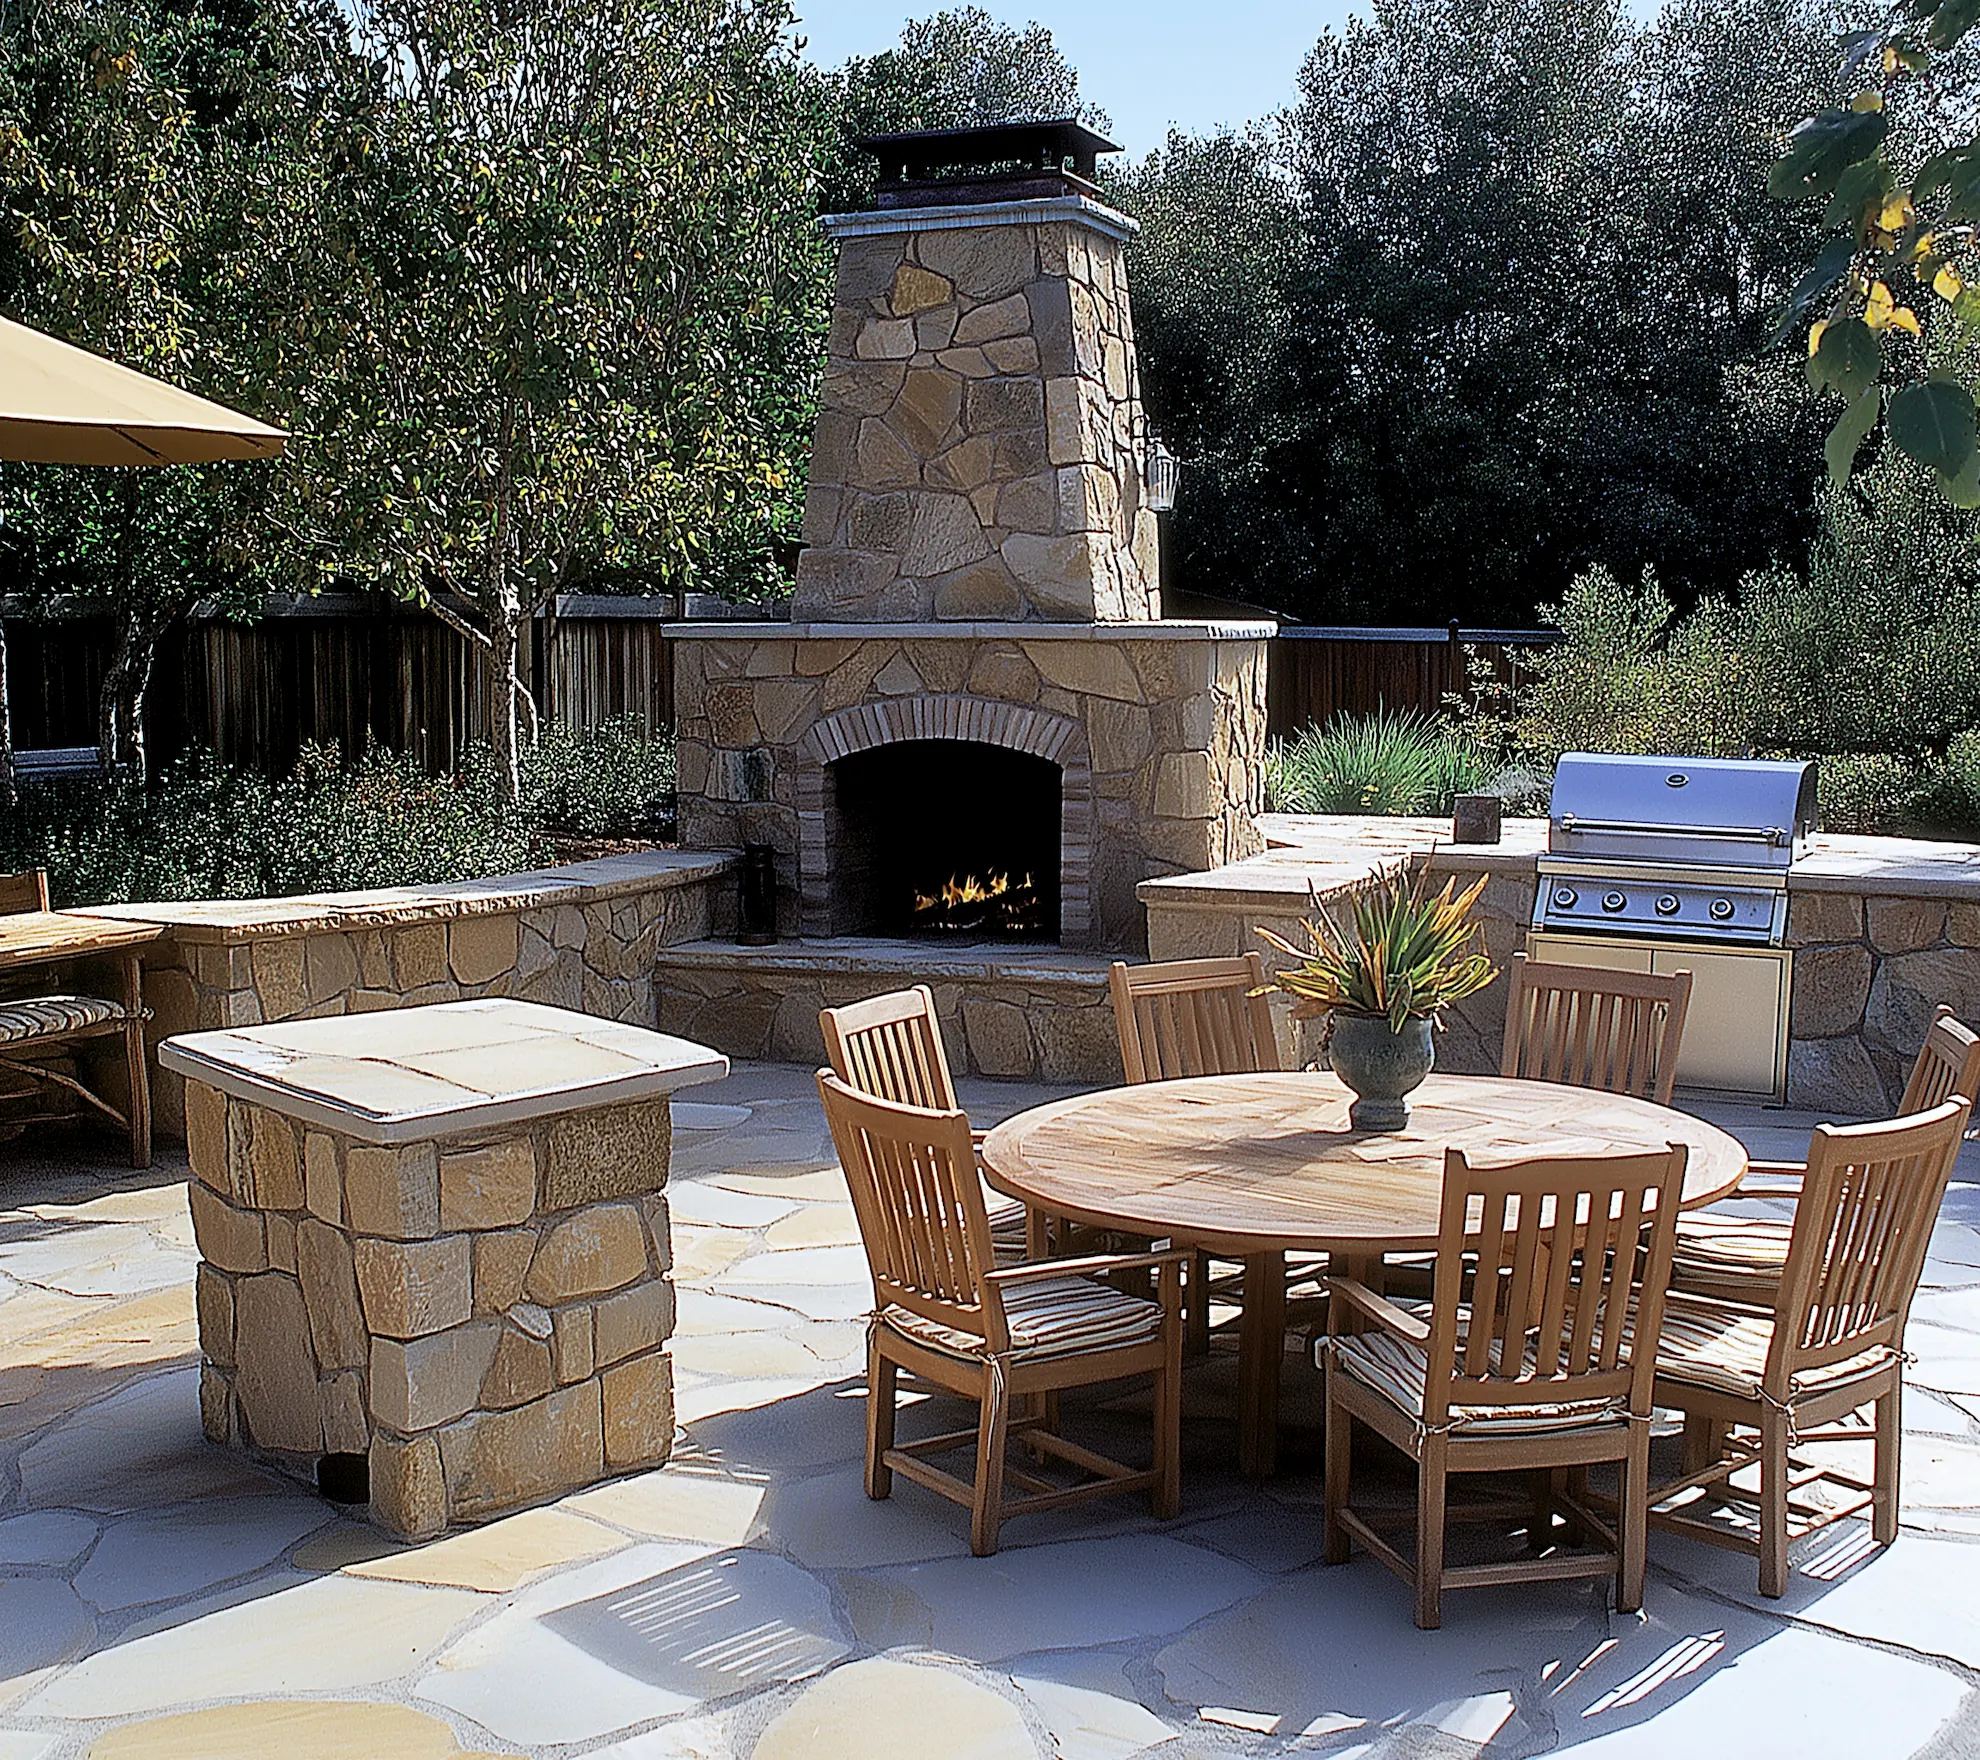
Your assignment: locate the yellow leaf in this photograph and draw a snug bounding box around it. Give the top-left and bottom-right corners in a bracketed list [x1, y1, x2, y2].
[1864, 280, 1897, 329]
[1891, 306, 1922, 335]
[1883, 45, 1900, 74]
[1936, 264, 1964, 301]
[1808, 318, 1829, 356]
[1878, 193, 1914, 233]
[1852, 89, 1886, 113]
[1913, 230, 1939, 261]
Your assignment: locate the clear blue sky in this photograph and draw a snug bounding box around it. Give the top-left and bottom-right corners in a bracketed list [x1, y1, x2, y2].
[791, 1, 1364, 158]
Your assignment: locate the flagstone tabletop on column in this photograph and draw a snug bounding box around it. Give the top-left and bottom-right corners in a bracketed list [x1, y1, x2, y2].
[158, 1000, 729, 1538]
[157, 998, 730, 1143]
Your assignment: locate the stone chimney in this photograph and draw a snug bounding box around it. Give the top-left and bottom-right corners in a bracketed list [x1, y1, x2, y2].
[794, 121, 1161, 624]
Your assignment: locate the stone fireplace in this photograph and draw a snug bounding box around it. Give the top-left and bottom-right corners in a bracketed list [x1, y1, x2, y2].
[667, 120, 1270, 1045]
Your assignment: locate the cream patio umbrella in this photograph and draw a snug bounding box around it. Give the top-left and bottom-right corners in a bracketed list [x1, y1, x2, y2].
[0, 314, 288, 798]
[0, 313, 287, 465]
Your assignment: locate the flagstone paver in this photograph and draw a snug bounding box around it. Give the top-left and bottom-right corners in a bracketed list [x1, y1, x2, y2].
[4, 1068, 1980, 1758]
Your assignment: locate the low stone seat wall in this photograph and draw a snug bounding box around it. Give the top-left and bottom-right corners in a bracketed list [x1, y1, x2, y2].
[98, 849, 733, 1137]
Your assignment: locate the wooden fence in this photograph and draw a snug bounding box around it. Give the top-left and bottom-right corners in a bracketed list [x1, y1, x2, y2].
[6, 603, 1559, 774]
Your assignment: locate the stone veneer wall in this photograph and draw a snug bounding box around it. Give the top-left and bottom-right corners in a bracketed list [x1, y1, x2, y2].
[673, 627, 1268, 951]
[796, 196, 1157, 623]
[1782, 892, 1980, 1112]
[101, 851, 732, 1137]
[186, 1080, 675, 1536]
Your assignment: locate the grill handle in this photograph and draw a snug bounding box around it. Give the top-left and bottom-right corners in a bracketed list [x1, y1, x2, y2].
[1556, 816, 1791, 848]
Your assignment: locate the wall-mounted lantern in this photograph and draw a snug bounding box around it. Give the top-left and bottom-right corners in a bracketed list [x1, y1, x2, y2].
[1144, 433, 1179, 514]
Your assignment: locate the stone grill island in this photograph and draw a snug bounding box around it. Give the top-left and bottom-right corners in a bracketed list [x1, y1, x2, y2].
[663, 122, 1271, 1082]
[159, 1000, 727, 1537]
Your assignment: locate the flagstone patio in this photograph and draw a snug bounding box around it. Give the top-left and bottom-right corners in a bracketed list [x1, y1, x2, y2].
[3, 1063, 1980, 1759]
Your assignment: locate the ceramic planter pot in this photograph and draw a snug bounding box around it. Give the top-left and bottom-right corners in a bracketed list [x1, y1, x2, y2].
[1327, 1010, 1435, 1131]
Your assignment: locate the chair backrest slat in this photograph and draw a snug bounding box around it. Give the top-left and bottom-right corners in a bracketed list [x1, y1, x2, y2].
[1426, 1145, 1685, 1425]
[1500, 954, 1695, 1106]
[1769, 1098, 1970, 1392]
[819, 1071, 994, 1343]
[821, 986, 960, 1114]
[1111, 955, 1281, 1083]
[0, 869, 49, 916]
[1898, 1007, 1980, 1116]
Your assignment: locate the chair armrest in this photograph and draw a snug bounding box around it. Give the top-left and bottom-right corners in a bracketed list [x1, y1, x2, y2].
[971, 1127, 989, 1148]
[983, 1248, 1190, 1287]
[1326, 1276, 1431, 1344]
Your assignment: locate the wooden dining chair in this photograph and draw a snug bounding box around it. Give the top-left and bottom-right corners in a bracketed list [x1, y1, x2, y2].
[1499, 954, 1694, 1106]
[0, 866, 152, 1168]
[819, 1071, 1185, 1555]
[1110, 954, 1297, 1352]
[1322, 1142, 1686, 1629]
[1650, 1098, 1968, 1598]
[820, 986, 1030, 1263]
[1670, 1006, 1980, 1307]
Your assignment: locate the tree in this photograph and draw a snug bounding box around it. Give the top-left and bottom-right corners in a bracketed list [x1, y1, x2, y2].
[1765, 4, 1980, 504]
[0, 0, 325, 781]
[820, 8, 1102, 210]
[303, 0, 824, 800]
[1118, 0, 1840, 623]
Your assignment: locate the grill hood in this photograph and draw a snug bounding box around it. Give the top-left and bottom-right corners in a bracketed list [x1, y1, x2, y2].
[1547, 754, 1819, 871]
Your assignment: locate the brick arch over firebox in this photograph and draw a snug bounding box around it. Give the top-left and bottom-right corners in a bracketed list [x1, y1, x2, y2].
[796, 695, 1094, 945]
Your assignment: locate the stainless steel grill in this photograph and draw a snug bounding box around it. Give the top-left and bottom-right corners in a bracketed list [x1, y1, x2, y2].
[1528, 753, 1819, 1100]
[1534, 754, 1818, 948]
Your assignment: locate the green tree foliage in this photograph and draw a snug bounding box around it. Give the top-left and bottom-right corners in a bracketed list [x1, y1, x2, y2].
[301, 0, 826, 799]
[1120, 0, 1845, 623]
[0, 0, 335, 779]
[820, 7, 1100, 210]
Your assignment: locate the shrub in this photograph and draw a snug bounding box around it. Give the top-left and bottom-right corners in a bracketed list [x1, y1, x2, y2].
[1267, 707, 1490, 815]
[520, 717, 676, 839]
[1815, 752, 1924, 837]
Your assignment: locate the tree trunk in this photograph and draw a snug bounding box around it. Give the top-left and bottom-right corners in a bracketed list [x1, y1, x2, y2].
[489, 602, 521, 804]
[98, 615, 162, 787]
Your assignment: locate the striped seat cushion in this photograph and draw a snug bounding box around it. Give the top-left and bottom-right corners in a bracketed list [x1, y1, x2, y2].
[1324, 1327, 1631, 1435]
[987, 1197, 1029, 1267]
[0, 994, 122, 1045]
[1670, 1213, 1791, 1305]
[1653, 1291, 1897, 1402]
[882, 1274, 1162, 1363]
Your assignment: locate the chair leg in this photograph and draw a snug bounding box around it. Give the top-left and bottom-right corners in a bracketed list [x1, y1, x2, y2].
[1153, 1326, 1182, 1522]
[1758, 1407, 1791, 1599]
[123, 994, 151, 1172]
[1185, 1250, 1212, 1357]
[1414, 1434, 1448, 1631]
[865, 1349, 897, 1501]
[1323, 1358, 1352, 1565]
[970, 1364, 1012, 1557]
[1874, 1387, 1902, 1546]
[1528, 1471, 1553, 1553]
[1618, 1426, 1650, 1614]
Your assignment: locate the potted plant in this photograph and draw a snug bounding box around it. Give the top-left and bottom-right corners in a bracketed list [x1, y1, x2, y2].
[1256, 861, 1498, 1130]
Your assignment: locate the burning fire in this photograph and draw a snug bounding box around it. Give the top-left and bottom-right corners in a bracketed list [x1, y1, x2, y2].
[912, 870, 1029, 915]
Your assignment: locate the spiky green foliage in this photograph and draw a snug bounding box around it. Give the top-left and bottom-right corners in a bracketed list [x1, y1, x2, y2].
[1257, 862, 1498, 1030]
[1265, 708, 1491, 816]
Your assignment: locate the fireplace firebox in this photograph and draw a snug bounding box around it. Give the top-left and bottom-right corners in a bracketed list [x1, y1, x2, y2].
[827, 741, 1062, 941]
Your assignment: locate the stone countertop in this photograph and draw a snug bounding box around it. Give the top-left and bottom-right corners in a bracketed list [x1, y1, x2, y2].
[663, 619, 1278, 642]
[158, 998, 729, 1143]
[1139, 813, 1980, 910]
[92, 850, 735, 944]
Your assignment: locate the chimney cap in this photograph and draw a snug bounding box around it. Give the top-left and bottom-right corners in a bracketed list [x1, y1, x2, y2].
[853, 118, 1121, 207]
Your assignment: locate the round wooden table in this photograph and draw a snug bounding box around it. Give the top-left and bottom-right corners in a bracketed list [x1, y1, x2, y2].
[979, 1070, 1749, 1478]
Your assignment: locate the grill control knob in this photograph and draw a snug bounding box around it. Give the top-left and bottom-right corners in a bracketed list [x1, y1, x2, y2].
[1552, 886, 1578, 909]
[1602, 890, 1627, 913]
[1655, 894, 1680, 917]
[1709, 898, 1736, 922]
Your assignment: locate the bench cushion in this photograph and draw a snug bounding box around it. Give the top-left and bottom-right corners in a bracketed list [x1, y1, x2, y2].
[0, 994, 124, 1045]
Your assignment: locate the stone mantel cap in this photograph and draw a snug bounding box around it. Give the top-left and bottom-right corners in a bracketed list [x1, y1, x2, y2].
[819, 193, 1138, 244]
[664, 619, 1277, 643]
[159, 998, 730, 1144]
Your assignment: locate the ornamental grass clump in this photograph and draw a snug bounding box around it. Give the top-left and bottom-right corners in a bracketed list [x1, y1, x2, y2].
[1257, 861, 1498, 1031]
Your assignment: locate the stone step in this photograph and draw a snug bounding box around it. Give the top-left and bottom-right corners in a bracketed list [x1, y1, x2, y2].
[653, 937, 1120, 1084]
